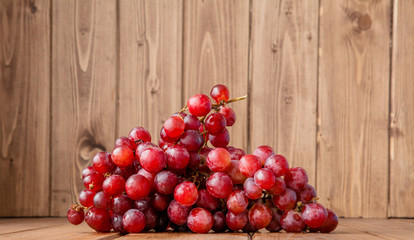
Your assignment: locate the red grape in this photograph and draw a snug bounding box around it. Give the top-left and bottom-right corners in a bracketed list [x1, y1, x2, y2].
[93, 191, 111, 209]
[273, 188, 297, 211]
[318, 209, 338, 233]
[144, 207, 158, 230]
[226, 210, 248, 231]
[167, 200, 191, 225]
[254, 168, 276, 190]
[85, 207, 111, 232]
[140, 148, 166, 173]
[248, 203, 272, 229]
[125, 174, 151, 200]
[285, 167, 308, 191]
[227, 190, 248, 214]
[154, 212, 169, 232]
[111, 165, 135, 180]
[205, 113, 226, 135]
[112, 194, 133, 214]
[208, 128, 230, 147]
[219, 106, 236, 126]
[150, 192, 170, 212]
[174, 181, 198, 207]
[206, 172, 233, 199]
[112, 146, 135, 168]
[239, 154, 262, 178]
[180, 130, 204, 152]
[79, 189, 95, 207]
[81, 166, 96, 179]
[266, 208, 282, 232]
[67, 205, 84, 225]
[166, 145, 190, 170]
[207, 147, 231, 172]
[184, 115, 201, 130]
[301, 203, 328, 228]
[136, 142, 158, 159]
[137, 168, 155, 189]
[264, 154, 289, 177]
[280, 210, 306, 233]
[83, 172, 105, 192]
[154, 170, 178, 195]
[164, 116, 185, 138]
[187, 208, 214, 233]
[188, 151, 202, 169]
[210, 84, 230, 103]
[160, 127, 180, 143]
[196, 189, 219, 211]
[226, 160, 247, 184]
[243, 221, 258, 233]
[268, 177, 286, 195]
[297, 184, 316, 203]
[253, 145, 274, 165]
[128, 126, 151, 143]
[92, 152, 114, 174]
[134, 198, 150, 212]
[243, 177, 262, 200]
[102, 174, 125, 196]
[123, 209, 146, 233]
[227, 147, 245, 160]
[187, 94, 212, 117]
[111, 213, 128, 234]
[212, 211, 227, 232]
[115, 136, 137, 150]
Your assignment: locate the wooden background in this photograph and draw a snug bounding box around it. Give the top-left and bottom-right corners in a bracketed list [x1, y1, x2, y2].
[0, 0, 412, 218]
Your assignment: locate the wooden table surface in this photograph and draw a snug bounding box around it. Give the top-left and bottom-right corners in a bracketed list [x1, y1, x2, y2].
[0, 218, 413, 240]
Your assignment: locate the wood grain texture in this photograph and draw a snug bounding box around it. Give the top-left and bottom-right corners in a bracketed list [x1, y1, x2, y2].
[50, 0, 117, 216]
[0, 218, 62, 235]
[121, 232, 248, 240]
[317, 0, 391, 217]
[340, 218, 414, 239]
[249, 0, 319, 185]
[118, 0, 183, 142]
[0, 0, 50, 216]
[183, 0, 249, 150]
[389, 0, 414, 218]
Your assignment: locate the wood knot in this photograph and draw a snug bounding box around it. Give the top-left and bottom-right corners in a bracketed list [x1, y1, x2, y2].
[350, 12, 371, 33]
[271, 43, 278, 52]
[307, 32, 312, 40]
[29, 1, 37, 13]
[137, 39, 145, 46]
[284, 96, 293, 104]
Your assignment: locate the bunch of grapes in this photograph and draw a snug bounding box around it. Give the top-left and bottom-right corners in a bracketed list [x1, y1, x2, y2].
[67, 84, 338, 234]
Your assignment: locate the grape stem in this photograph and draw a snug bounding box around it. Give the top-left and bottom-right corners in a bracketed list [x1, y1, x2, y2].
[214, 94, 248, 106]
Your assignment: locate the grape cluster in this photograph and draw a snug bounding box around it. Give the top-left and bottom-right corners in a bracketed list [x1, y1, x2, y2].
[67, 84, 338, 234]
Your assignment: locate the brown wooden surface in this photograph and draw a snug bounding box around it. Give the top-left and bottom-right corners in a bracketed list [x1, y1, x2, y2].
[50, 0, 118, 216]
[183, 0, 249, 150]
[389, 0, 414, 218]
[1, 218, 414, 240]
[317, 0, 391, 218]
[118, 0, 183, 142]
[0, 0, 51, 217]
[249, 0, 319, 185]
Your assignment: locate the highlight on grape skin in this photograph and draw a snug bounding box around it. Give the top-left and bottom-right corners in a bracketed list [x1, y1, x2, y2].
[68, 84, 338, 234]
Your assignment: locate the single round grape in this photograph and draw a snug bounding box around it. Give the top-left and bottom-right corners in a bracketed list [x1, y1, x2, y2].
[208, 128, 230, 147]
[210, 84, 230, 103]
[144, 207, 158, 230]
[187, 94, 212, 117]
[226, 210, 248, 231]
[301, 203, 328, 228]
[123, 209, 146, 233]
[166, 145, 190, 170]
[243, 177, 262, 200]
[280, 210, 306, 233]
[167, 200, 191, 225]
[264, 154, 289, 177]
[112, 194, 133, 215]
[128, 126, 151, 143]
[188, 151, 202, 169]
[174, 181, 198, 207]
[318, 209, 338, 233]
[254, 168, 277, 190]
[227, 190, 248, 214]
[253, 145, 275, 165]
[79, 189, 96, 207]
[243, 221, 257, 233]
[266, 208, 282, 232]
[83, 172, 105, 192]
[248, 203, 272, 229]
[85, 207, 112, 232]
[92, 152, 115, 174]
[207, 147, 231, 172]
[184, 115, 201, 130]
[93, 191, 111, 209]
[160, 127, 180, 143]
[226, 160, 247, 184]
[154, 212, 169, 232]
[82, 166, 96, 179]
[139, 148, 166, 173]
[154, 170, 178, 195]
[297, 184, 316, 203]
[227, 147, 245, 160]
[187, 207, 214, 233]
[112, 146, 135, 168]
[150, 192, 171, 212]
[115, 136, 137, 150]
[239, 154, 262, 178]
[111, 165, 135, 180]
[134, 198, 150, 212]
[212, 211, 227, 232]
[180, 130, 204, 152]
[137, 168, 155, 191]
[111, 213, 128, 234]
[67, 205, 84, 225]
[196, 189, 219, 211]
[125, 174, 151, 200]
[205, 113, 227, 135]
[206, 172, 233, 199]
[219, 106, 236, 126]
[285, 167, 308, 191]
[273, 188, 297, 211]
[268, 176, 286, 195]
[135, 142, 158, 159]
[102, 174, 125, 196]
[164, 116, 185, 138]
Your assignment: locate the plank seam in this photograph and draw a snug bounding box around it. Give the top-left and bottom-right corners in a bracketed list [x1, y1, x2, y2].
[0, 225, 60, 236]
[246, 0, 253, 153]
[387, 0, 394, 218]
[48, 0, 54, 217]
[181, 0, 185, 107]
[315, 0, 321, 192]
[115, 0, 121, 138]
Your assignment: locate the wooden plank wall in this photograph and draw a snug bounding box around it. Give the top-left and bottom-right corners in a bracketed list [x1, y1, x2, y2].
[0, 0, 413, 218]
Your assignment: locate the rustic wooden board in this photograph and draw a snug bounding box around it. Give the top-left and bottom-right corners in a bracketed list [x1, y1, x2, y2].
[118, 0, 183, 142]
[249, 0, 319, 185]
[50, 0, 117, 216]
[0, 218, 62, 235]
[317, 0, 391, 217]
[389, 0, 414, 218]
[121, 232, 248, 240]
[0, 0, 50, 217]
[183, 0, 249, 150]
